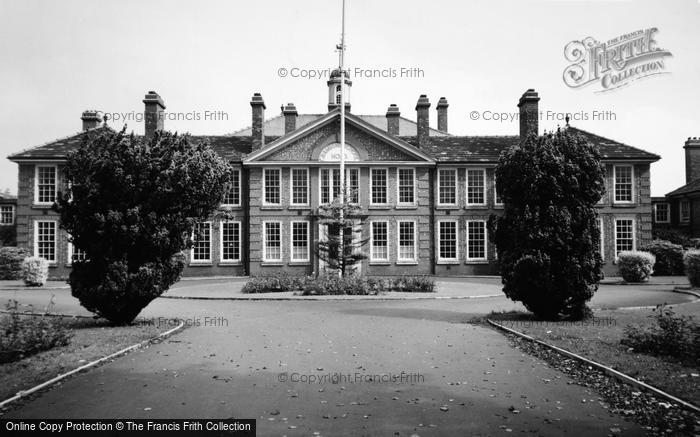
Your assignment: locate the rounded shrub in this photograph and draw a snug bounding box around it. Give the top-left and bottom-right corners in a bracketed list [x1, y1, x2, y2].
[0, 247, 30, 280]
[21, 256, 49, 287]
[683, 250, 700, 288]
[617, 251, 655, 283]
[640, 239, 684, 276]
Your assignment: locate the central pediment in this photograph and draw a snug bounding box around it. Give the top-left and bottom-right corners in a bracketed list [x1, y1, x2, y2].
[243, 110, 435, 165]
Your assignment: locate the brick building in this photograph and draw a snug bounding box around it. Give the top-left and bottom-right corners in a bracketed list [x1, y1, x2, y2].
[651, 137, 700, 237]
[8, 73, 660, 278]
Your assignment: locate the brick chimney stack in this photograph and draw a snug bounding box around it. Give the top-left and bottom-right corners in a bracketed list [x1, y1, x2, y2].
[143, 91, 165, 140]
[684, 137, 700, 183]
[415, 95, 431, 148]
[81, 110, 102, 131]
[386, 104, 400, 136]
[282, 103, 298, 135]
[250, 93, 266, 150]
[436, 97, 448, 133]
[518, 89, 539, 140]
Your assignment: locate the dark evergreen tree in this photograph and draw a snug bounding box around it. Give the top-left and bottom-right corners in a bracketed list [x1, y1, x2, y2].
[490, 128, 605, 320]
[55, 128, 231, 324]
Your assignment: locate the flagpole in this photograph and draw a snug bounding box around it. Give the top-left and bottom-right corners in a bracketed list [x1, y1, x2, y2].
[338, 0, 346, 276]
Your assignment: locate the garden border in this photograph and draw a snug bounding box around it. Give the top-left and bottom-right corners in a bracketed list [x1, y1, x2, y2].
[486, 318, 700, 414]
[0, 320, 185, 409]
[159, 294, 504, 301]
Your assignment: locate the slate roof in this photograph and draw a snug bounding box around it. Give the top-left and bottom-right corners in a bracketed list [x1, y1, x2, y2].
[231, 114, 449, 137]
[666, 179, 700, 197]
[7, 120, 659, 165]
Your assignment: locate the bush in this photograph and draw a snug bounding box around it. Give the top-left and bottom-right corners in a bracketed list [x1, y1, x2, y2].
[242, 272, 312, 294]
[0, 300, 72, 363]
[389, 275, 436, 293]
[621, 304, 700, 365]
[683, 250, 700, 288]
[640, 240, 684, 276]
[652, 228, 694, 248]
[0, 247, 29, 280]
[21, 257, 49, 286]
[617, 251, 655, 282]
[301, 275, 374, 296]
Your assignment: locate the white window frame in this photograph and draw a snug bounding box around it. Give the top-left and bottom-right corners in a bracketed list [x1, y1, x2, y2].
[319, 168, 359, 205]
[680, 200, 690, 223]
[262, 168, 282, 206]
[396, 167, 416, 207]
[289, 167, 309, 206]
[654, 203, 670, 224]
[613, 217, 636, 258]
[290, 220, 310, 262]
[437, 219, 459, 264]
[466, 168, 487, 207]
[34, 220, 57, 264]
[190, 221, 212, 263]
[437, 168, 458, 207]
[219, 220, 242, 264]
[369, 167, 389, 206]
[465, 220, 488, 263]
[34, 165, 58, 206]
[0, 205, 14, 225]
[613, 165, 634, 204]
[262, 220, 283, 262]
[221, 169, 241, 207]
[67, 241, 87, 266]
[370, 220, 390, 262]
[396, 220, 417, 263]
[598, 217, 605, 261]
[493, 173, 503, 207]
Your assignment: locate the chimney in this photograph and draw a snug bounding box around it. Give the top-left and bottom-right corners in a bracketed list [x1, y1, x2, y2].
[415, 95, 430, 147]
[143, 91, 165, 140]
[250, 93, 266, 150]
[436, 97, 449, 133]
[684, 137, 700, 183]
[282, 103, 298, 135]
[81, 110, 102, 131]
[518, 89, 540, 140]
[386, 104, 400, 136]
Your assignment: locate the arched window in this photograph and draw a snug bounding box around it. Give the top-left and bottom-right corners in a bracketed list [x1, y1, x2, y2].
[318, 143, 360, 161]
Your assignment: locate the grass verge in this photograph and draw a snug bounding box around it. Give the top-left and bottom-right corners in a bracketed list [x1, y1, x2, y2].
[0, 315, 168, 405]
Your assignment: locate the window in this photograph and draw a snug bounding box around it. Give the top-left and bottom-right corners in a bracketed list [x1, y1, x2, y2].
[598, 218, 605, 261]
[222, 169, 241, 206]
[290, 168, 309, 206]
[654, 203, 670, 223]
[370, 168, 388, 204]
[466, 169, 486, 205]
[614, 165, 633, 203]
[34, 221, 56, 262]
[191, 222, 212, 262]
[36, 166, 57, 204]
[68, 243, 87, 264]
[371, 221, 389, 261]
[220, 221, 241, 263]
[263, 221, 282, 262]
[291, 221, 310, 262]
[438, 220, 458, 262]
[397, 168, 415, 205]
[680, 201, 690, 223]
[397, 221, 416, 262]
[494, 175, 503, 206]
[320, 168, 359, 204]
[438, 169, 457, 206]
[263, 168, 281, 205]
[615, 218, 635, 256]
[466, 221, 487, 262]
[0, 205, 14, 225]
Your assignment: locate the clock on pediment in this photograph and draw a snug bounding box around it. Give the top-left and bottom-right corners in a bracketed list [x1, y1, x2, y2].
[318, 142, 360, 162]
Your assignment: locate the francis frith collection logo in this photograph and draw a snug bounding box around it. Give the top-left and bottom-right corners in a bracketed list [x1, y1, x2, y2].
[563, 27, 672, 92]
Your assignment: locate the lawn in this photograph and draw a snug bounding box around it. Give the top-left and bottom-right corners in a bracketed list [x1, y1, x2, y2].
[487, 301, 700, 406]
[0, 315, 169, 405]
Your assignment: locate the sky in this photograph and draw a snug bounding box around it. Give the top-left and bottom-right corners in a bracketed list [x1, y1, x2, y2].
[0, 0, 698, 196]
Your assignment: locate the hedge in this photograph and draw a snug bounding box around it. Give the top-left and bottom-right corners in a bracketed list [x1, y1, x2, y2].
[617, 251, 655, 283]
